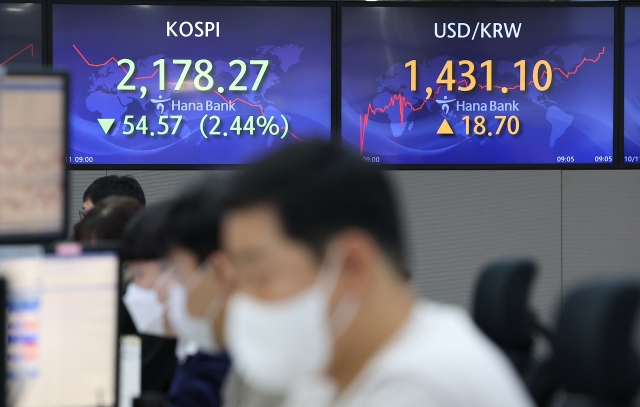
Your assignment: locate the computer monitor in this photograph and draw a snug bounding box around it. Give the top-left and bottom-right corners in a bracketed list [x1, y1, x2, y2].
[0, 275, 6, 407]
[0, 71, 68, 242]
[0, 250, 119, 407]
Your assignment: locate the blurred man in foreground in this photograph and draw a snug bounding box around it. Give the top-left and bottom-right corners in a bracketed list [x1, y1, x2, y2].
[222, 142, 534, 407]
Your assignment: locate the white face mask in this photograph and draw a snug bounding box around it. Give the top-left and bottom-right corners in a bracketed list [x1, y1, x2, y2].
[225, 244, 359, 392]
[166, 263, 222, 354]
[123, 281, 167, 337]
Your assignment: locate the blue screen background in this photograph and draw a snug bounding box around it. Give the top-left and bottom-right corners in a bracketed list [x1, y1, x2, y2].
[53, 4, 332, 165]
[341, 6, 615, 165]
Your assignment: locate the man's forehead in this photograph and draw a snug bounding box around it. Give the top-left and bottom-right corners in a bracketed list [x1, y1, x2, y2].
[223, 205, 284, 241]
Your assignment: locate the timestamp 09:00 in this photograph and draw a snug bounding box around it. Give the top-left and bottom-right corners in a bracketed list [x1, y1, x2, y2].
[67, 156, 94, 163]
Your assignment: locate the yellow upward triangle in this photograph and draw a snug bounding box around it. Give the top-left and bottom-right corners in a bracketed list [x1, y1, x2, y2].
[436, 118, 454, 135]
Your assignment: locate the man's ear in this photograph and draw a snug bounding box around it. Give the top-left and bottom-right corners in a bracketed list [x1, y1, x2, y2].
[335, 229, 378, 297]
[210, 251, 236, 297]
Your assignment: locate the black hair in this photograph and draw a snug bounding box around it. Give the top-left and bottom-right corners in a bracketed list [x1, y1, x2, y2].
[163, 175, 227, 264]
[74, 196, 144, 242]
[83, 175, 146, 206]
[122, 203, 172, 261]
[224, 141, 408, 279]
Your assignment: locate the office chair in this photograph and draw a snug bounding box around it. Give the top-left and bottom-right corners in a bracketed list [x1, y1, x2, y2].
[555, 277, 640, 407]
[473, 258, 557, 406]
[473, 258, 538, 372]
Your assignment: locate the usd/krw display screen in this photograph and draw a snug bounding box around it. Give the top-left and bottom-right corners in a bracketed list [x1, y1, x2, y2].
[53, 4, 332, 165]
[625, 6, 640, 165]
[0, 3, 42, 67]
[341, 6, 615, 165]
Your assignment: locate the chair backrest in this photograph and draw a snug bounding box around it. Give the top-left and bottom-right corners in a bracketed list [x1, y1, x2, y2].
[473, 258, 536, 372]
[556, 277, 640, 404]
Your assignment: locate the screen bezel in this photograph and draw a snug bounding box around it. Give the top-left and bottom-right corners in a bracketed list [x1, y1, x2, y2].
[338, 1, 621, 170]
[48, 0, 338, 170]
[0, 69, 70, 244]
[620, 2, 640, 168]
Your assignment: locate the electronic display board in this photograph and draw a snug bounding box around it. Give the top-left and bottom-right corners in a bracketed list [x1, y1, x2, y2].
[0, 3, 42, 67]
[341, 5, 616, 166]
[53, 3, 332, 166]
[624, 5, 640, 165]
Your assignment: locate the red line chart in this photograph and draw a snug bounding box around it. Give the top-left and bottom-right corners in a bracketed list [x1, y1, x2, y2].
[0, 44, 35, 66]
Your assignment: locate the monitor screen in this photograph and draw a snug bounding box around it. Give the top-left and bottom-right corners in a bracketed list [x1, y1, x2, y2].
[0, 251, 119, 407]
[341, 5, 615, 166]
[52, 4, 332, 166]
[624, 6, 640, 165]
[0, 3, 42, 67]
[0, 73, 67, 241]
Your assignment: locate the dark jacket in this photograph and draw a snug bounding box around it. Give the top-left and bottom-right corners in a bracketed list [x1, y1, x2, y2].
[168, 351, 232, 407]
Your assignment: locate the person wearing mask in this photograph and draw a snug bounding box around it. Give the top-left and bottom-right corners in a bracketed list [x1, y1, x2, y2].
[221, 141, 535, 407]
[159, 177, 235, 407]
[122, 203, 178, 395]
[74, 196, 143, 242]
[122, 178, 284, 407]
[80, 174, 146, 219]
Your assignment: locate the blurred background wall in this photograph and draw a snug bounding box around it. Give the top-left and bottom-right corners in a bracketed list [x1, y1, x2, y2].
[69, 169, 640, 325]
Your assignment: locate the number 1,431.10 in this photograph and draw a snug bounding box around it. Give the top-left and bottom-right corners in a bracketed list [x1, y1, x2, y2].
[404, 59, 552, 93]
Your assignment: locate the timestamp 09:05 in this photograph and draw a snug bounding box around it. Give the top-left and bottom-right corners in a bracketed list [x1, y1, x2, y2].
[556, 157, 612, 163]
[594, 156, 612, 163]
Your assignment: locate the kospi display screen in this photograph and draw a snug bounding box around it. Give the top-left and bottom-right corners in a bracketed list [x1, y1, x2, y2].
[624, 6, 640, 165]
[341, 5, 615, 166]
[0, 3, 42, 67]
[52, 4, 332, 166]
